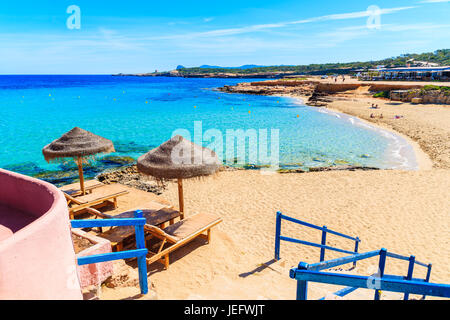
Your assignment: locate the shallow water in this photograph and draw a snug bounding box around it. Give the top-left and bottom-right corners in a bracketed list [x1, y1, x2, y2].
[0, 75, 417, 185]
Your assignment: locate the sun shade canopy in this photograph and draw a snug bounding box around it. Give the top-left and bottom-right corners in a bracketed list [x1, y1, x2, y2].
[42, 127, 115, 162]
[137, 135, 221, 180]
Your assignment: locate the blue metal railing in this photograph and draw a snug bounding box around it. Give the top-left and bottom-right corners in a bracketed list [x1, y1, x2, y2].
[275, 212, 361, 267]
[290, 248, 449, 300]
[275, 212, 444, 300]
[71, 210, 148, 295]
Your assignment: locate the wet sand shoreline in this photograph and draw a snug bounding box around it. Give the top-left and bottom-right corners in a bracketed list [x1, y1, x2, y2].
[285, 95, 429, 170]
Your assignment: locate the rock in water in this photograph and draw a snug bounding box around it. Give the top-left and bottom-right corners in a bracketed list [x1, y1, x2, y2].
[308, 165, 380, 172]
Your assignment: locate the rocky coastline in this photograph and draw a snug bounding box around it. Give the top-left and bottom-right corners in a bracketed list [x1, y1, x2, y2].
[113, 71, 300, 79]
[218, 79, 450, 107]
[97, 165, 167, 194]
[217, 80, 431, 107]
[218, 80, 327, 106]
[96, 162, 380, 194]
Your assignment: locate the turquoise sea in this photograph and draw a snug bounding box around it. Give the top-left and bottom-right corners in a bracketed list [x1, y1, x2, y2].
[0, 75, 417, 186]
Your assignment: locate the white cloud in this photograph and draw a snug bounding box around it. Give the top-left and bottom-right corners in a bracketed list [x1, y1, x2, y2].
[146, 6, 416, 40]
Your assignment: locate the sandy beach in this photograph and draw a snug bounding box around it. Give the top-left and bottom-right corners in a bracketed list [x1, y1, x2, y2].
[147, 169, 450, 300]
[327, 99, 449, 168]
[99, 88, 450, 300]
[320, 81, 450, 169]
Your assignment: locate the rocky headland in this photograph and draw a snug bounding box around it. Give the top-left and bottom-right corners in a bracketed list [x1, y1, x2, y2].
[113, 70, 300, 79]
[217, 79, 429, 107]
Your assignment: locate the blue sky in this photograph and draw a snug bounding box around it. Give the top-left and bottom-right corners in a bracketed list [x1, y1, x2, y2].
[0, 0, 449, 74]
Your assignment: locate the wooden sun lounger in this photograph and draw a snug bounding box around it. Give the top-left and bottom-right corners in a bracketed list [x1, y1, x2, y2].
[85, 203, 180, 251]
[144, 212, 222, 269]
[85, 208, 222, 269]
[60, 180, 104, 197]
[64, 184, 129, 219]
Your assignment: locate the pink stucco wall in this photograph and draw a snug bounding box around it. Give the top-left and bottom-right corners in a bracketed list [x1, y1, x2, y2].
[72, 229, 113, 289]
[0, 169, 83, 300]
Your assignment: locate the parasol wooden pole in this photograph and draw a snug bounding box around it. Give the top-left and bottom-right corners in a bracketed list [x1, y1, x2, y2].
[77, 156, 86, 195]
[177, 178, 184, 219]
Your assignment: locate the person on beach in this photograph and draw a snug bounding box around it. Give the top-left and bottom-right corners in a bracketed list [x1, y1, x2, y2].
[370, 113, 375, 118]
[380, 114, 384, 119]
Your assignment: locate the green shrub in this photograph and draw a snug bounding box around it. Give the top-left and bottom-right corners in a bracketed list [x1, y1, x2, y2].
[373, 91, 390, 98]
[422, 85, 450, 92]
[420, 85, 450, 96]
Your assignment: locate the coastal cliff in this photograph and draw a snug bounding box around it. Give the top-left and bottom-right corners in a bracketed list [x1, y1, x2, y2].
[217, 80, 446, 106]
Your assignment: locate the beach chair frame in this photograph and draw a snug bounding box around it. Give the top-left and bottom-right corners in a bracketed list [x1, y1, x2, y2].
[83, 208, 222, 269]
[86, 206, 181, 251]
[63, 189, 129, 219]
[144, 214, 222, 269]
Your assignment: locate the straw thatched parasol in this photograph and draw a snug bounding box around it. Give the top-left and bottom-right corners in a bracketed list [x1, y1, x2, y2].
[42, 127, 115, 194]
[137, 135, 221, 216]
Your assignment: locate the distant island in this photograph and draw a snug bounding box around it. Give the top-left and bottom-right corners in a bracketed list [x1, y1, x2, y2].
[114, 49, 449, 78]
[176, 64, 267, 70]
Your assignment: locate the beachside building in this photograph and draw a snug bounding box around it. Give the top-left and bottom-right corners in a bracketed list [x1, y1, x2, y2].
[363, 66, 450, 81]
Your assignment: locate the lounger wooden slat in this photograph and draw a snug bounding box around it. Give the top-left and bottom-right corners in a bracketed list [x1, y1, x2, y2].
[63, 184, 129, 219]
[96, 206, 181, 251]
[144, 212, 222, 269]
[60, 180, 104, 196]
